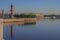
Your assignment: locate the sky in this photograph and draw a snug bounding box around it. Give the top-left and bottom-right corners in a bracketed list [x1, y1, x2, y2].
[0, 0, 60, 14]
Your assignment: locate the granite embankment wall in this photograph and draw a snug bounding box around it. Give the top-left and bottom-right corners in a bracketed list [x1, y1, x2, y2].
[0, 19, 4, 40]
[0, 18, 37, 24]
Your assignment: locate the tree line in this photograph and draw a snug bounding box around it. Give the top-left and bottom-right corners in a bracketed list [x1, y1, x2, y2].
[14, 14, 36, 18]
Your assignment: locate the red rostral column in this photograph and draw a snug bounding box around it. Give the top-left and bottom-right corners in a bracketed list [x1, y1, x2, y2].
[10, 3, 14, 18]
[2, 9, 4, 18]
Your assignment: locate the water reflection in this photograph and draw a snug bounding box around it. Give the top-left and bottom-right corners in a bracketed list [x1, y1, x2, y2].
[3, 20, 60, 40]
[3, 22, 36, 40]
[10, 24, 14, 40]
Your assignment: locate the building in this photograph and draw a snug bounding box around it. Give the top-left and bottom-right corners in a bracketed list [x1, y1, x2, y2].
[36, 13, 44, 20]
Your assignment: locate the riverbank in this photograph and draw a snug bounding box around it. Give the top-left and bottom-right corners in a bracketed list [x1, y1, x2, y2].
[0, 18, 37, 24]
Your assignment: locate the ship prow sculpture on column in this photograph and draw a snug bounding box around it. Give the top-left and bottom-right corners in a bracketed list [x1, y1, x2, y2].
[2, 9, 4, 18]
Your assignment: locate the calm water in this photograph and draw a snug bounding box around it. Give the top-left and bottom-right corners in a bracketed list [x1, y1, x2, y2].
[3, 19, 60, 40]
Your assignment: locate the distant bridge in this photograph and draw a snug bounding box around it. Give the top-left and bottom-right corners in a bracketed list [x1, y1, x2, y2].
[44, 15, 56, 19]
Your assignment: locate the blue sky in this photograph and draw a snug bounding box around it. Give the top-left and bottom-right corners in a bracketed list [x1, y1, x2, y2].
[0, 0, 60, 14]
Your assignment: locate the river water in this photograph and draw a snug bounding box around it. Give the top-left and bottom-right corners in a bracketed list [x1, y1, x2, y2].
[3, 19, 60, 40]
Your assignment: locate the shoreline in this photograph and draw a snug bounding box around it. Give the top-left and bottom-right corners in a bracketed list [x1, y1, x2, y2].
[0, 18, 37, 24]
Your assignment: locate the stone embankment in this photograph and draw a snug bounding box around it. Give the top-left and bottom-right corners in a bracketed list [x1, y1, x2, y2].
[0, 18, 37, 24]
